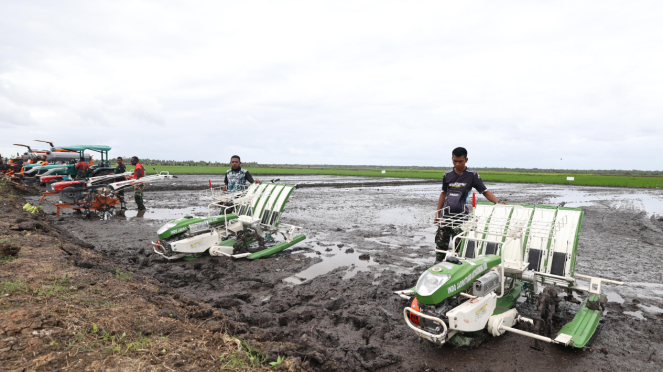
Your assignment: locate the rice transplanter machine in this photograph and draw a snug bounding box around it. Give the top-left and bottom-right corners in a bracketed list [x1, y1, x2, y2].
[395, 203, 623, 349]
[152, 182, 305, 260]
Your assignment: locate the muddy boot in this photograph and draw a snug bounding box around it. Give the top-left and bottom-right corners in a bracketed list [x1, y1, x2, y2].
[134, 184, 146, 210]
[135, 195, 146, 210]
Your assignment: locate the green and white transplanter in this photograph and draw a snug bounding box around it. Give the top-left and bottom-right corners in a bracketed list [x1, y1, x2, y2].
[395, 202, 623, 349]
[152, 182, 306, 260]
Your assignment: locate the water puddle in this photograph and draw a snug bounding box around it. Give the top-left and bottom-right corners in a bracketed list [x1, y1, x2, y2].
[549, 191, 663, 216]
[624, 310, 646, 320]
[283, 247, 374, 284]
[283, 235, 376, 284]
[487, 184, 663, 217]
[120, 207, 207, 220]
[606, 291, 625, 304]
[639, 304, 663, 315]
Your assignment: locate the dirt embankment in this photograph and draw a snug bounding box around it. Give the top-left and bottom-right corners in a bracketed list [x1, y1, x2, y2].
[0, 175, 293, 371]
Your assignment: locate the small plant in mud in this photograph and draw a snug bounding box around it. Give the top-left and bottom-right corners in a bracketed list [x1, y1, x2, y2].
[218, 340, 270, 369]
[34, 275, 77, 299]
[0, 280, 28, 295]
[114, 268, 132, 281]
[65, 325, 155, 355]
[0, 255, 17, 263]
[270, 355, 285, 367]
[22, 203, 42, 214]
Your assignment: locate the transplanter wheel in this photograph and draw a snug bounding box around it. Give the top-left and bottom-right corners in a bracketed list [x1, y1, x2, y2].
[532, 286, 561, 350]
[232, 239, 247, 255]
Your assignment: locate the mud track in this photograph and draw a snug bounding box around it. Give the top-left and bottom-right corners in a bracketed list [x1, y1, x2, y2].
[29, 177, 663, 371]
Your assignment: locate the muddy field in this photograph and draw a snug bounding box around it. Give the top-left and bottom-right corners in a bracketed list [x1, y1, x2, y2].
[28, 176, 663, 371]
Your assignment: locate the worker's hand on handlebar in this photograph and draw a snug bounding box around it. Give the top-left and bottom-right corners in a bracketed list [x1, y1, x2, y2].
[255, 179, 262, 184]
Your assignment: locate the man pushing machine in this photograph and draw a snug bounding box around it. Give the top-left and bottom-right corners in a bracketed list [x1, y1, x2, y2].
[435, 147, 506, 262]
[223, 155, 261, 192]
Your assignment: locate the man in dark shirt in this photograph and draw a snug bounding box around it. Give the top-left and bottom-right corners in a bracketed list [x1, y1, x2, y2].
[131, 156, 146, 210]
[115, 157, 127, 210]
[435, 147, 506, 261]
[223, 155, 261, 192]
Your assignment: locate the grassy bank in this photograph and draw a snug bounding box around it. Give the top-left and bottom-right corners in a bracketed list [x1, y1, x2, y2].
[147, 166, 663, 188]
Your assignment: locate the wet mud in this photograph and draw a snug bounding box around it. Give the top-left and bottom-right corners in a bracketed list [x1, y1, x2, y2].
[28, 177, 663, 371]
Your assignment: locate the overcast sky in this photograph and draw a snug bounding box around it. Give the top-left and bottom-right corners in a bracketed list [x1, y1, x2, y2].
[1, 1, 662, 170]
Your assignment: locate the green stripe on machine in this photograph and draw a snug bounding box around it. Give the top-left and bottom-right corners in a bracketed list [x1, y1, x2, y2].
[248, 234, 306, 259]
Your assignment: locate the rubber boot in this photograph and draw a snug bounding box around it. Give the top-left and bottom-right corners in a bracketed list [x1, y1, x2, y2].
[135, 195, 146, 210]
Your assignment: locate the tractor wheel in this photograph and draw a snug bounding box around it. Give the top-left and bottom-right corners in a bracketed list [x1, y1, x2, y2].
[60, 187, 83, 204]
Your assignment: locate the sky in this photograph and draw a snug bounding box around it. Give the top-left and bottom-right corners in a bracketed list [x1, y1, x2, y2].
[1, 1, 662, 170]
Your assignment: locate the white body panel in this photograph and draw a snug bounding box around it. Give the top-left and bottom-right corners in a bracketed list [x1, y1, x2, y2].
[209, 245, 234, 256]
[446, 292, 497, 332]
[170, 231, 220, 253]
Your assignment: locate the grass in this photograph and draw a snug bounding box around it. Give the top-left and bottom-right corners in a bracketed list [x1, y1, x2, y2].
[218, 340, 272, 369]
[0, 255, 16, 263]
[64, 324, 158, 354]
[34, 275, 77, 299]
[0, 280, 28, 295]
[146, 165, 663, 188]
[114, 268, 132, 281]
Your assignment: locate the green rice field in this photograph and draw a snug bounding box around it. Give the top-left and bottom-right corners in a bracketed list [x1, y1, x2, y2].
[148, 166, 663, 188]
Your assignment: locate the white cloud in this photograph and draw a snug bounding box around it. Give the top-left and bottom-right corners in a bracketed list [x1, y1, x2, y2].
[0, 1, 662, 170]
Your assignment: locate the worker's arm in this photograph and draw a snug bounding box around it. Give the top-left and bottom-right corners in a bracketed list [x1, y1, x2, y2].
[222, 172, 228, 192]
[473, 172, 506, 204]
[245, 171, 261, 185]
[483, 191, 506, 204]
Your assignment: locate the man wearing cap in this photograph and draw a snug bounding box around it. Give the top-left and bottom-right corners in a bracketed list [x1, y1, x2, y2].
[434, 147, 506, 262]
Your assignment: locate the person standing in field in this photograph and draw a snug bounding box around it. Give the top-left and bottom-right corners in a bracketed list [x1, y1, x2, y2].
[74, 157, 89, 179]
[115, 157, 127, 210]
[131, 156, 146, 210]
[435, 147, 506, 262]
[223, 155, 261, 192]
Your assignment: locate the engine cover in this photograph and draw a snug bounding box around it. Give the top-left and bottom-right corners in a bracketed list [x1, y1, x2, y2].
[446, 292, 497, 332]
[169, 231, 220, 254]
[473, 271, 501, 297]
